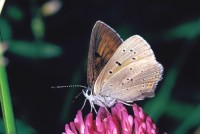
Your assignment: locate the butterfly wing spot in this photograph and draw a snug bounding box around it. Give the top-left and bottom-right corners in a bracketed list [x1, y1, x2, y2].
[123, 50, 126, 52]
[132, 57, 136, 60]
[109, 84, 112, 87]
[130, 49, 133, 52]
[127, 78, 129, 81]
[134, 51, 136, 54]
[115, 61, 122, 66]
[122, 83, 125, 85]
[126, 89, 129, 90]
[146, 82, 154, 89]
[109, 71, 113, 74]
[130, 67, 133, 70]
[131, 78, 133, 81]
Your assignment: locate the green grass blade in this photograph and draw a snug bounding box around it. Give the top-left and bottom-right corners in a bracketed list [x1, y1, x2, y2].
[143, 66, 178, 121]
[60, 57, 87, 123]
[173, 104, 200, 134]
[165, 100, 194, 120]
[144, 40, 195, 122]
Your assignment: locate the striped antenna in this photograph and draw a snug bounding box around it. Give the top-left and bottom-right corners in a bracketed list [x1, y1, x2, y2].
[51, 85, 87, 89]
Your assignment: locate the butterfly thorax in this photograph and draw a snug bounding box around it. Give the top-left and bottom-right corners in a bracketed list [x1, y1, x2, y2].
[83, 87, 117, 107]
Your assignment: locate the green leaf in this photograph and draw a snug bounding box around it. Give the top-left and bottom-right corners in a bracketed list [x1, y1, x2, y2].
[31, 16, 45, 39]
[8, 40, 62, 59]
[6, 6, 23, 21]
[0, 18, 12, 40]
[164, 18, 200, 40]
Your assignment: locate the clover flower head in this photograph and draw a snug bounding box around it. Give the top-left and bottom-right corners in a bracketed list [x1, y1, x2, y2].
[63, 103, 166, 134]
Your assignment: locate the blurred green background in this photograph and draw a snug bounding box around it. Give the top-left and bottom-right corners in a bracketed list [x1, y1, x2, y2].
[0, 0, 200, 133]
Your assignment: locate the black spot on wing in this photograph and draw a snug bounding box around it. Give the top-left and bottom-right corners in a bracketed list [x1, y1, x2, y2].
[115, 61, 122, 66]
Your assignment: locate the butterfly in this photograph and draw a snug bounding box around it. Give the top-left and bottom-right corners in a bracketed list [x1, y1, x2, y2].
[82, 20, 163, 111]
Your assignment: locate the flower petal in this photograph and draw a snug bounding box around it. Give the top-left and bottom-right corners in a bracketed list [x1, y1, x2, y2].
[74, 110, 85, 134]
[112, 103, 134, 134]
[106, 115, 119, 134]
[69, 122, 78, 134]
[84, 125, 93, 134]
[96, 110, 105, 133]
[64, 123, 75, 134]
[85, 113, 93, 129]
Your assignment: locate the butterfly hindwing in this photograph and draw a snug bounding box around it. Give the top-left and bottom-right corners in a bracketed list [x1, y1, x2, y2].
[104, 61, 163, 101]
[87, 21, 123, 89]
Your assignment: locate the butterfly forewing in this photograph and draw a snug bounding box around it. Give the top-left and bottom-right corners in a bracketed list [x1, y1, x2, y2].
[94, 35, 163, 101]
[87, 21, 123, 89]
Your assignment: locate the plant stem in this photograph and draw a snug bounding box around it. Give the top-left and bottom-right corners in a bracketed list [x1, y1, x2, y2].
[0, 59, 17, 133]
[0, 0, 17, 133]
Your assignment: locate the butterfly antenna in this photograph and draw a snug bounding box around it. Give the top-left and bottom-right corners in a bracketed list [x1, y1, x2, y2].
[75, 91, 83, 98]
[51, 85, 87, 89]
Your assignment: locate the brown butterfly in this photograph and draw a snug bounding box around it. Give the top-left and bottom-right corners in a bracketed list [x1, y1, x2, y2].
[83, 21, 163, 111]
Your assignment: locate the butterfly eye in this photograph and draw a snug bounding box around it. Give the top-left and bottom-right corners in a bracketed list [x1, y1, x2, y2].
[86, 90, 92, 95]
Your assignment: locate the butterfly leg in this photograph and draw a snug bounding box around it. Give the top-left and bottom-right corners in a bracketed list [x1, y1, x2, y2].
[81, 98, 88, 110]
[104, 107, 109, 113]
[117, 100, 132, 106]
[90, 102, 97, 113]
